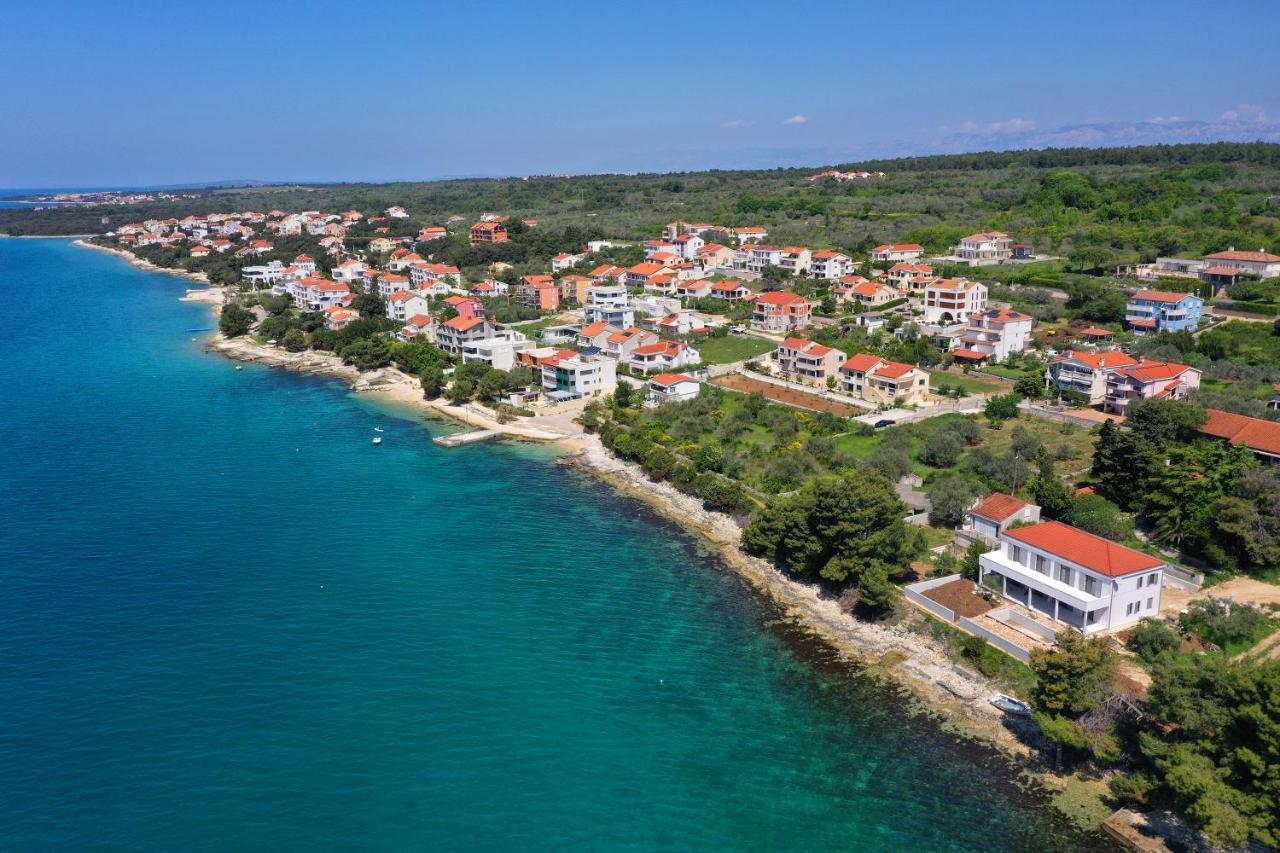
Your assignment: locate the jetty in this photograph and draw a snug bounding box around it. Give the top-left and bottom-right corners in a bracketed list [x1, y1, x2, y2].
[433, 429, 502, 448]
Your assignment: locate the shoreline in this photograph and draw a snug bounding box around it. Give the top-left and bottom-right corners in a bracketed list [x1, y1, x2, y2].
[76, 238, 1104, 829]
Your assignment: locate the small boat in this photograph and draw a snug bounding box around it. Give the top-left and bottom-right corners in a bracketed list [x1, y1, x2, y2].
[372, 436, 382, 445]
[185, 327, 213, 333]
[990, 693, 1032, 716]
[373, 427, 383, 433]
[235, 365, 243, 371]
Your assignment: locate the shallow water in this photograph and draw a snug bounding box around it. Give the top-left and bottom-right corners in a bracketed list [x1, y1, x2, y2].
[0, 238, 1110, 850]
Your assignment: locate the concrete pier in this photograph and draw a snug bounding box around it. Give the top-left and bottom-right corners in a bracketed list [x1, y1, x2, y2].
[433, 429, 502, 448]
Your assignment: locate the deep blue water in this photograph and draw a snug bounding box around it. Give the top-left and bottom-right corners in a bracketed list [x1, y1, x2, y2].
[0, 239, 1109, 850]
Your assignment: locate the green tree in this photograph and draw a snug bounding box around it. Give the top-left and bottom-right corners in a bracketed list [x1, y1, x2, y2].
[926, 476, 982, 528]
[419, 365, 445, 398]
[741, 469, 915, 583]
[612, 381, 635, 409]
[280, 328, 307, 352]
[1015, 373, 1043, 399]
[856, 562, 899, 615]
[1030, 630, 1117, 718]
[921, 430, 964, 468]
[984, 392, 1020, 422]
[1127, 618, 1180, 661]
[218, 303, 253, 337]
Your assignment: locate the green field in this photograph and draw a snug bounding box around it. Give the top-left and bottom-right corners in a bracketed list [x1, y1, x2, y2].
[697, 335, 777, 365]
[930, 372, 1005, 395]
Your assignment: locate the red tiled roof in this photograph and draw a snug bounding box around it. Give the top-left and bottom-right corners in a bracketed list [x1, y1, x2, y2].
[952, 349, 989, 361]
[1057, 350, 1138, 370]
[1132, 289, 1193, 304]
[1004, 521, 1164, 577]
[971, 492, 1028, 523]
[1199, 409, 1280, 456]
[650, 373, 697, 387]
[754, 291, 809, 306]
[1203, 250, 1280, 263]
[1115, 360, 1194, 383]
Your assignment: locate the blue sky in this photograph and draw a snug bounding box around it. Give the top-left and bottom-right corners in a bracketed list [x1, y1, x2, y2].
[2, 0, 1279, 187]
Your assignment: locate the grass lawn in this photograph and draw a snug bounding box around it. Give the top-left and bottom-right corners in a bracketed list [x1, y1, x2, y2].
[979, 364, 1031, 381]
[931, 372, 1005, 395]
[697, 335, 777, 365]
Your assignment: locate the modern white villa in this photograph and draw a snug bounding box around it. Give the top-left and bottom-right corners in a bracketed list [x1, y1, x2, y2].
[977, 520, 1165, 634]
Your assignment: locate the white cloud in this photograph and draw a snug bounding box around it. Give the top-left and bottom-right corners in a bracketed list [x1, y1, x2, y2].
[985, 118, 1035, 134]
[782, 114, 809, 125]
[1220, 103, 1269, 124]
[722, 118, 756, 129]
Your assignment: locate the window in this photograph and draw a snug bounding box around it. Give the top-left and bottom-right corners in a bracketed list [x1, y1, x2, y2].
[1136, 575, 1144, 588]
[1035, 554, 1049, 575]
[1083, 576, 1098, 596]
[1057, 566, 1071, 584]
[1009, 545, 1023, 564]
[1147, 597, 1154, 610]
[1126, 602, 1135, 616]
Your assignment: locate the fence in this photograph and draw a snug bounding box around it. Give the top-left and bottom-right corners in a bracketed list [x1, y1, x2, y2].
[904, 574, 961, 624]
[957, 616, 1032, 662]
[1164, 563, 1205, 591]
[997, 607, 1058, 641]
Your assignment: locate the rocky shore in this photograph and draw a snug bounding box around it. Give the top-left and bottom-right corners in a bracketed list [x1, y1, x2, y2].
[78, 237, 1109, 829]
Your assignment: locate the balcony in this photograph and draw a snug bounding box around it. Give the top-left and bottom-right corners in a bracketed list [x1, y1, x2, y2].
[979, 550, 1104, 612]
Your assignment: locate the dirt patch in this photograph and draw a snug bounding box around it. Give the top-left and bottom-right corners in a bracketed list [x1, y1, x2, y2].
[712, 374, 864, 416]
[923, 579, 995, 619]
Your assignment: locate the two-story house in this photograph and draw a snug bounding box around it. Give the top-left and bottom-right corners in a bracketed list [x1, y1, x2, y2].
[870, 243, 924, 263]
[1102, 360, 1201, 415]
[954, 231, 1012, 264]
[978, 520, 1165, 633]
[839, 354, 930, 406]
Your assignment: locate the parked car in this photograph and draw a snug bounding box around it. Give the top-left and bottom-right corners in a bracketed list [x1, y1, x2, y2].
[873, 419, 896, 429]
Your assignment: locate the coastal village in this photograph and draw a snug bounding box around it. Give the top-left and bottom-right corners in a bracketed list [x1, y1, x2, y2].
[83, 190, 1280, 850]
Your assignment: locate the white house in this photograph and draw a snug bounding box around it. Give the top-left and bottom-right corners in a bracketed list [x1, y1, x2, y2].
[551, 252, 585, 273]
[542, 353, 617, 399]
[629, 340, 701, 374]
[870, 243, 924, 263]
[1048, 350, 1139, 404]
[584, 283, 635, 328]
[922, 278, 987, 323]
[811, 251, 853, 280]
[954, 307, 1033, 364]
[331, 259, 368, 284]
[436, 316, 494, 353]
[978, 520, 1165, 634]
[965, 493, 1041, 543]
[672, 233, 705, 259]
[386, 290, 433, 322]
[954, 231, 1012, 264]
[646, 373, 701, 406]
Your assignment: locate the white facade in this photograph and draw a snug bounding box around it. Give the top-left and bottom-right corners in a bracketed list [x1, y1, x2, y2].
[922, 279, 987, 323]
[978, 522, 1165, 634]
[542, 354, 617, 398]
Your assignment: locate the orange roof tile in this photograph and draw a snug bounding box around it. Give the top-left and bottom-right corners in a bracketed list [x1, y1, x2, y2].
[1004, 521, 1164, 577]
[971, 492, 1028, 523]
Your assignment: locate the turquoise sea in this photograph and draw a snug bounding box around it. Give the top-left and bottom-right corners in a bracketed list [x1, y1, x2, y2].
[0, 238, 1111, 850]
